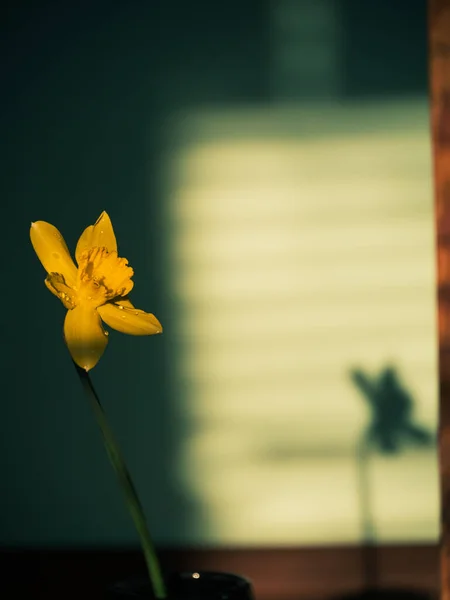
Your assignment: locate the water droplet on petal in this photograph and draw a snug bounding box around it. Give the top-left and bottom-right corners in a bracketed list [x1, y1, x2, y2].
[118, 305, 124, 310]
[121, 314, 126, 319]
[135, 311, 139, 315]
[104, 331, 109, 336]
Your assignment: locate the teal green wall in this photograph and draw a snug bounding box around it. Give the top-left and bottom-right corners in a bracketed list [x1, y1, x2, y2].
[0, 1, 432, 548]
[2, 3, 187, 547]
[1, 0, 267, 548]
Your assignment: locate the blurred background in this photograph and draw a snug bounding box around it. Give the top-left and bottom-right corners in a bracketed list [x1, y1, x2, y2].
[0, 0, 437, 574]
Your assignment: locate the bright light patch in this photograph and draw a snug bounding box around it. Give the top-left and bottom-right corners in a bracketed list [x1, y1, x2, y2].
[165, 100, 439, 545]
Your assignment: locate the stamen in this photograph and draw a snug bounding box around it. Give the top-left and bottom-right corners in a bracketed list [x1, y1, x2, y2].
[76, 246, 134, 306]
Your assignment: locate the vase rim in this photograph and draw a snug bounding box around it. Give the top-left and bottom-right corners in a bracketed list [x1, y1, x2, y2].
[107, 571, 254, 599]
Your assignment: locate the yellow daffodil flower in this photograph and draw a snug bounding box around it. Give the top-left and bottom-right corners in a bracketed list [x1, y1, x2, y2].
[30, 211, 162, 371]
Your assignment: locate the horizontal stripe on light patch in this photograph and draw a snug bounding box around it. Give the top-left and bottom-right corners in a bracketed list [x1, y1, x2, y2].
[166, 100, 438, 545]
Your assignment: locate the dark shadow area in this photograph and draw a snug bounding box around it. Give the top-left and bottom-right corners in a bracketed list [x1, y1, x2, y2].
[339, 0, 428, 98]
[0, 545, 439, 600]
[0, 0, 270, 548]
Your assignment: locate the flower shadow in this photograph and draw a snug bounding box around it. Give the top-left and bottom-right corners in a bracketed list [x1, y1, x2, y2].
[332, 365, 436, 600]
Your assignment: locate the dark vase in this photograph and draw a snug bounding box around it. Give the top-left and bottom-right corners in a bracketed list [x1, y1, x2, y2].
[106, 571, 255, 600]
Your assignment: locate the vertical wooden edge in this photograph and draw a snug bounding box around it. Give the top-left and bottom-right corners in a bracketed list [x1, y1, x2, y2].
[428, 1, 450, 599]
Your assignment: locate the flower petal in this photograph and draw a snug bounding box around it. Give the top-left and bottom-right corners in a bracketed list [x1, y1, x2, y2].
[97, 302, 163, 336]
[115, 297, 134, 309]
[64, 306, 109, 370]
[30, 221, 77, 287]
[75, 211, 117, 264]
[45, 272, 76, 309]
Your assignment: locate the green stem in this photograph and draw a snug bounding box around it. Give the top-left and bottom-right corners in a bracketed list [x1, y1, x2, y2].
[73, 362, 167, 599]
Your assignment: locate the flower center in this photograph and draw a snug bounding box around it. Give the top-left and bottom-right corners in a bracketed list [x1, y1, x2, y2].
[76, 247, 134, 307]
